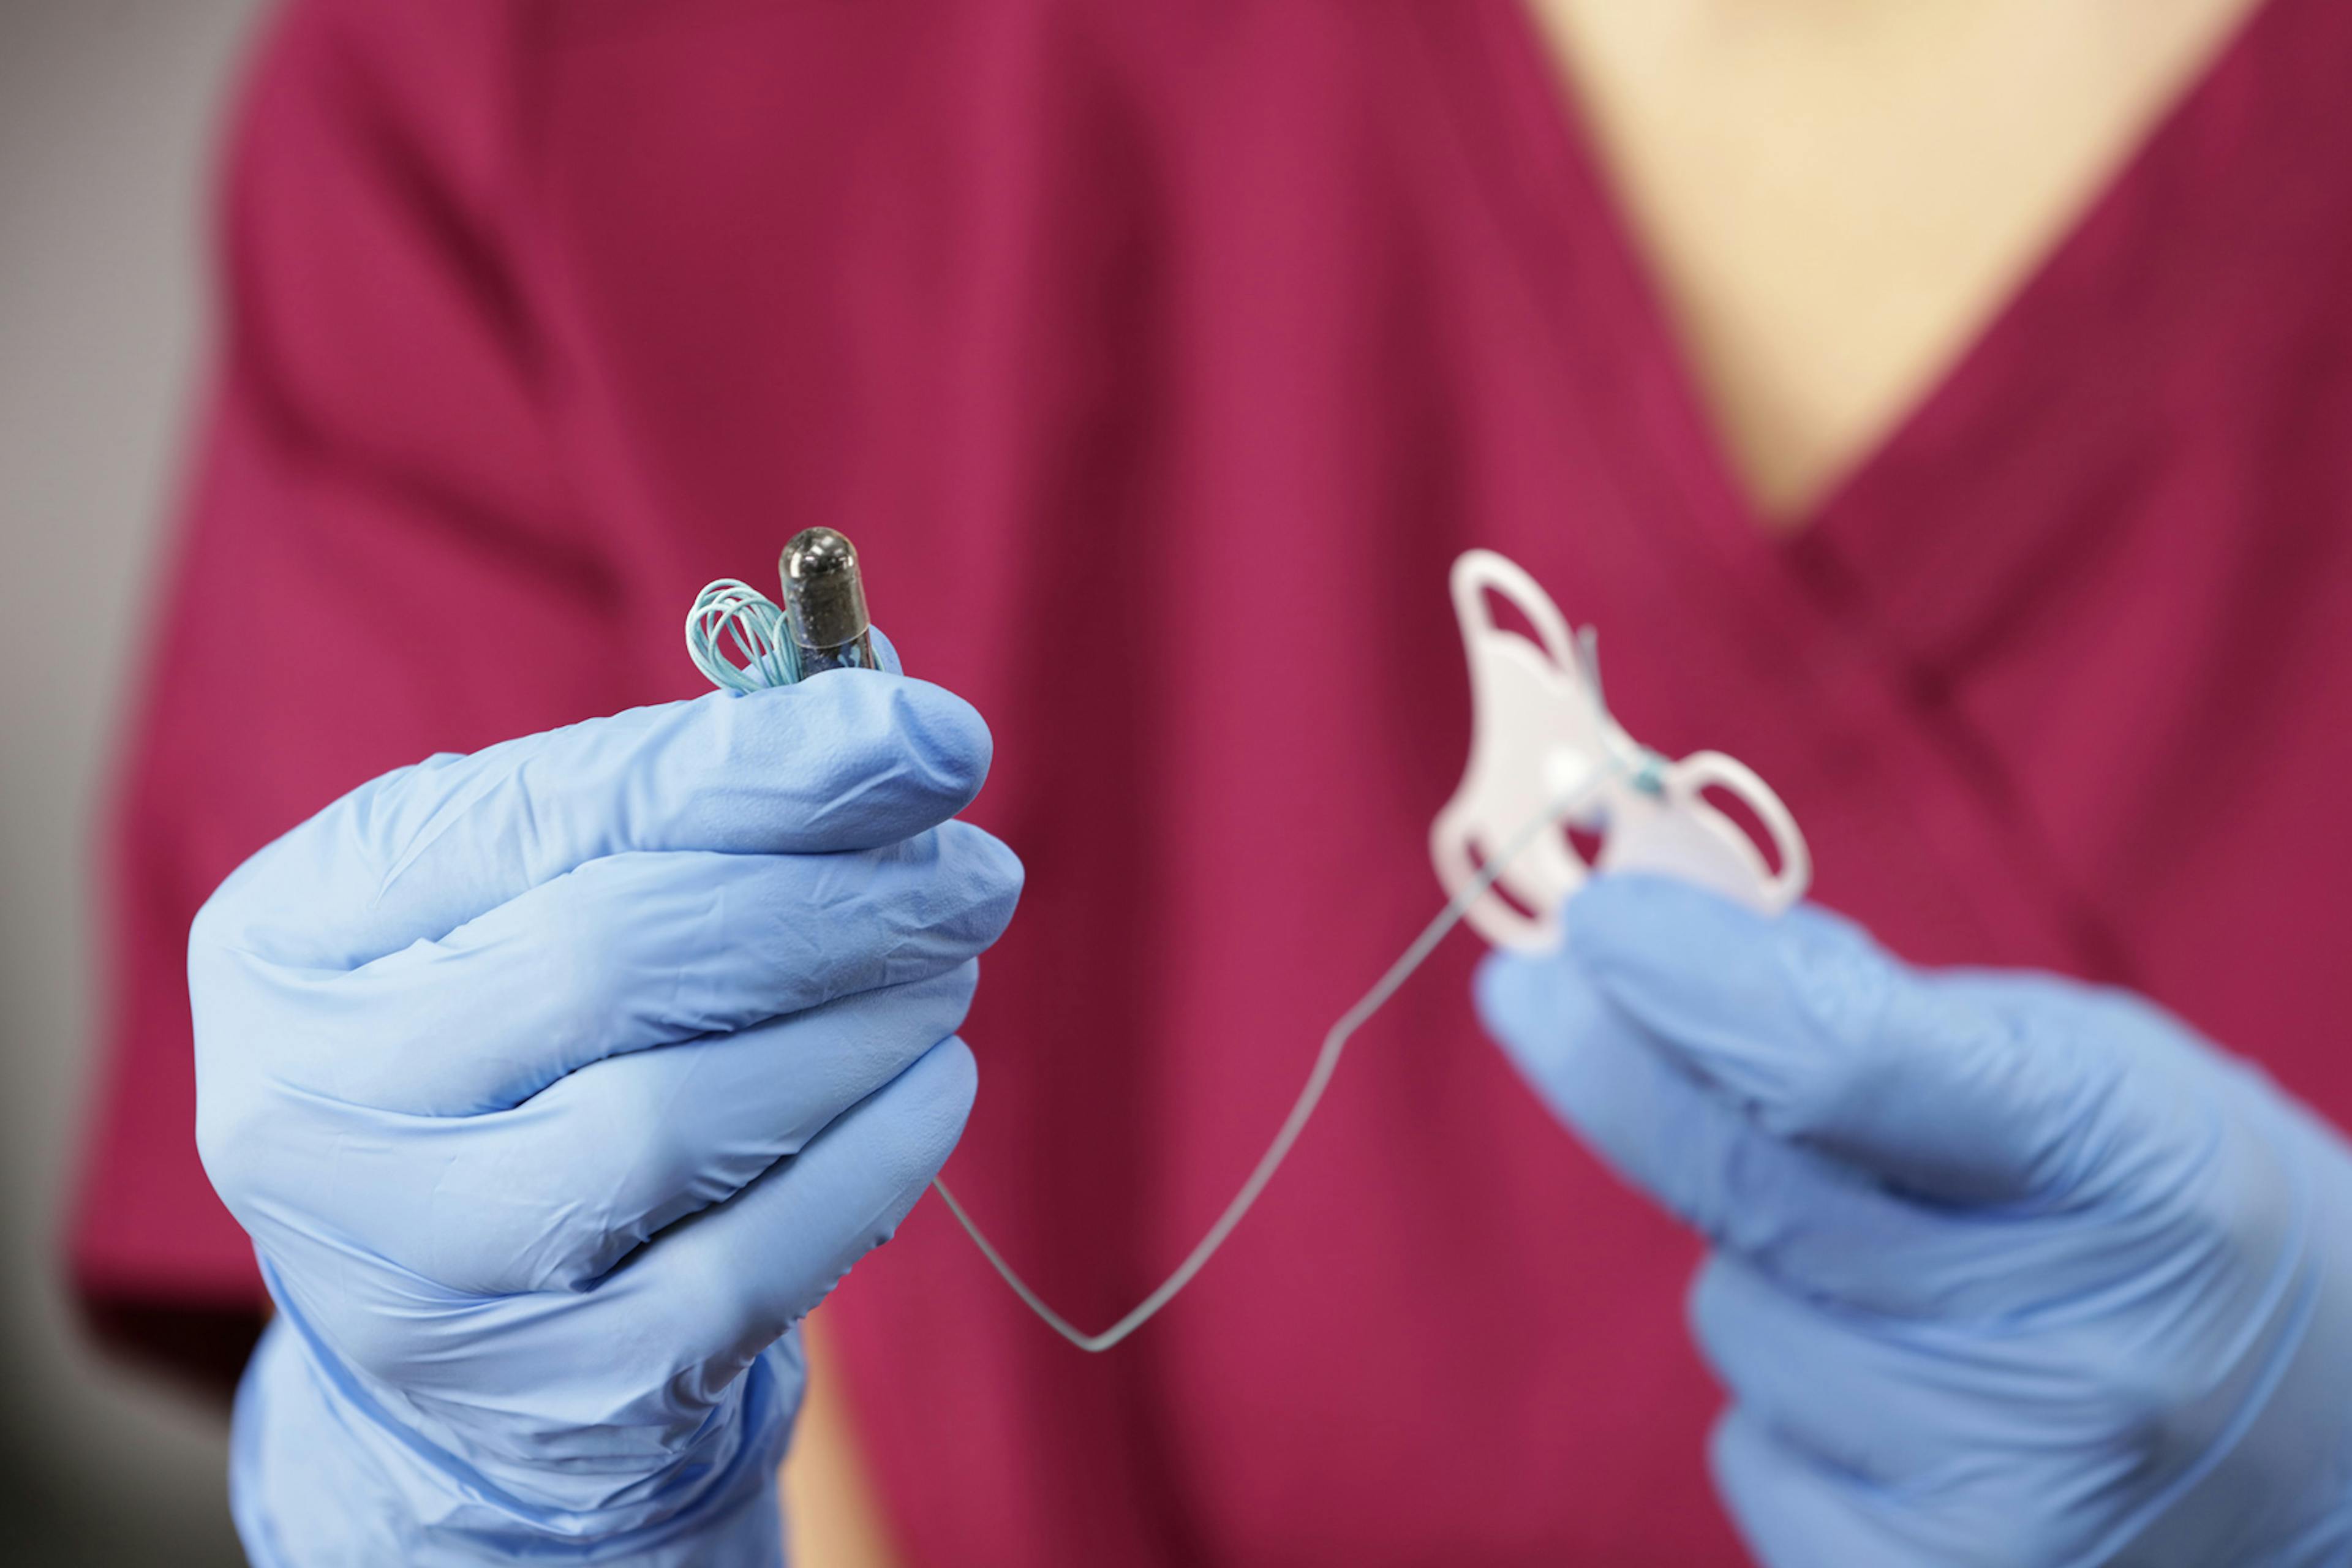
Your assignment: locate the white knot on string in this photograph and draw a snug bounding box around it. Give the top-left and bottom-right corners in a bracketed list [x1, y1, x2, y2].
[685, 579, 799, 692]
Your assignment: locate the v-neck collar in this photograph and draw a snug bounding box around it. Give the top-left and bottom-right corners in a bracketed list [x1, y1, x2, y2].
[1421, 0, 2312, 673]
[1401, 0, 2340, 971]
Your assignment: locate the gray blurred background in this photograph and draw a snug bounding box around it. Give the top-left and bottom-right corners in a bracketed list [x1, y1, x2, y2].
[1, 0, 264, 1559]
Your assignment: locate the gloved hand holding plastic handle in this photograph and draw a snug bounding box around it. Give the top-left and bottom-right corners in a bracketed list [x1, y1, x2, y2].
[1478, 876, 2352, 1566]
[194, 660, 1021, 1564]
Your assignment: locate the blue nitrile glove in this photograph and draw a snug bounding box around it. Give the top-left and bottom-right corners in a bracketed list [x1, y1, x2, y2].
[194, 668, 1021, 1567]
[1476, 875, 2352, 1568]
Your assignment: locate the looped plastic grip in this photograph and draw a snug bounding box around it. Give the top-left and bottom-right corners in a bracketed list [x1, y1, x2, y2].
[1430, 549, 1809, 949]
[1604, 750, 1810, 912]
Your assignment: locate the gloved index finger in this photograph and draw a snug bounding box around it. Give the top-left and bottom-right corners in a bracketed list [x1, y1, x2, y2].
[1564, 875, 2107, 1206]
[203, 673, 992, 970]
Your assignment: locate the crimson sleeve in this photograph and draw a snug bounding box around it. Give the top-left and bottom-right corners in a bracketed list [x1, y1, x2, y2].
[67, 0, 628, 1393]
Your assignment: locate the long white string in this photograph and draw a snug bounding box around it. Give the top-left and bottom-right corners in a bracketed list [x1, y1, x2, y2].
[929, 785, 1597, 1351]
[684, 576, 1596, 1352]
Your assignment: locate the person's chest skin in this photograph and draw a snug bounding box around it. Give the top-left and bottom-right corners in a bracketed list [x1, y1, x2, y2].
[778, 3, 2275, 1562]
[1526, 0, 2269, 524]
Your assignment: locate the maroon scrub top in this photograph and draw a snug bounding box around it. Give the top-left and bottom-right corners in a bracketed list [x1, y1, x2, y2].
[71, 0, 2352, 1561]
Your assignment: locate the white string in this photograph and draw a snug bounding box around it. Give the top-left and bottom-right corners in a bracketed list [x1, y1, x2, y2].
[684, 573, 1603, 1351]
[930, 780, 1604, 1351]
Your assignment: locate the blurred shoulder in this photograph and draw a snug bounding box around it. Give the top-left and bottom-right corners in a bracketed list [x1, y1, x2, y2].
[247, 0, 1389, 159]
[233, 0, 548, 209]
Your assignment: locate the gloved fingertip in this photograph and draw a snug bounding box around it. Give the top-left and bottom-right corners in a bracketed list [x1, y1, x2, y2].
[930, 1033, 979, 1106]
[969, 827, 1027, 932]
[1474, 946, 1609, 1082]
[1566, 874, 1770, 993]
[1471, 949, 1548, 1052]
[890, 1035, 979, 1177]
[970, 818, 1025, 884]
[868, 624, 904, 676]
[888, 679, 994, 807]
[1770, 903, 1904, 1052]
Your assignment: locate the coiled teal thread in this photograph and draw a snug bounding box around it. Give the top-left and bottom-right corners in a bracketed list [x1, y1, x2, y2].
[684, 576, 1601, 1351]
[686, 579, 800, 692]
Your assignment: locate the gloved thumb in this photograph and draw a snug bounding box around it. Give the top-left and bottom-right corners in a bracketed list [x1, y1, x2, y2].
[1563, 875, 2106, 1205]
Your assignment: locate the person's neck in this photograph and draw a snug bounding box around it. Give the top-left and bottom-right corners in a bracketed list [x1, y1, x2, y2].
[1523, 0, 2268, 526]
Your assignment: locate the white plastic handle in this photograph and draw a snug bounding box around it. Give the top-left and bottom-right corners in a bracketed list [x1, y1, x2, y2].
[1449, 549, 1588, 687]
[1597, 750, 1809, 913]
[1430, 552, 1617, 951]
[1671, 751, 1809, 909]
[1430, 795, 1559, 952]
[1431, 548, 1812, 943]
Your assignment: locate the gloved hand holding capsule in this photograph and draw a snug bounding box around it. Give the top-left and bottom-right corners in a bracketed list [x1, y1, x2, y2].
[198, 573, 1020, 1564]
